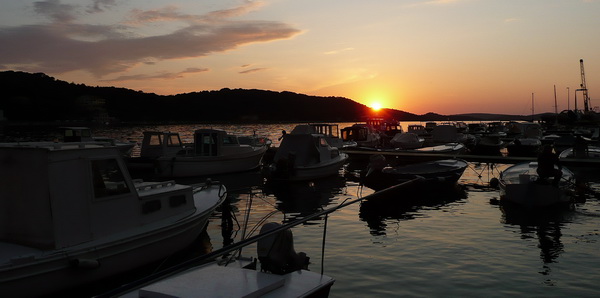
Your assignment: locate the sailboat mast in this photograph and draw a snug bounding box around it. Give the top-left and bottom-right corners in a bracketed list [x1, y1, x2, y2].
[531, 93, 534, 121]
[554, 85, 558, 114]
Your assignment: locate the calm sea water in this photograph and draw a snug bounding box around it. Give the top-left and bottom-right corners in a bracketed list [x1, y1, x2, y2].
[88, 123, 600, 296]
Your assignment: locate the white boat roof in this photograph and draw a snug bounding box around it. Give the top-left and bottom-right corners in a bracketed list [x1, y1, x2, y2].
[121, 260, 334, 298]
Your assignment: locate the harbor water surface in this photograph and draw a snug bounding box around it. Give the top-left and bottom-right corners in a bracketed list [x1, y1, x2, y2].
[92, 122, 600, 297]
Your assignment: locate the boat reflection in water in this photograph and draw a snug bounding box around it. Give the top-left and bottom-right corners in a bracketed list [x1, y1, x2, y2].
[358, 183, 468, 236]
[500, 204, 576, 275]
[264, 175, 347, 222]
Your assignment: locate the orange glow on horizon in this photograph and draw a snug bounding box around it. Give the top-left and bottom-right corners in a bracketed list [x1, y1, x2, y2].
[370, 102, 382, 111]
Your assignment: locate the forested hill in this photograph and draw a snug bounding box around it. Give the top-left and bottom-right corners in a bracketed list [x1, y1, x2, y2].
[0, 71, 431, 123]
[1, 71, 539, 124]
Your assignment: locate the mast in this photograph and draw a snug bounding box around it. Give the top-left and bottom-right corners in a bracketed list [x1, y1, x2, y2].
[554, 84, 558, 114]
[567, 87, 570, 110]
[531, 92, 534, 121]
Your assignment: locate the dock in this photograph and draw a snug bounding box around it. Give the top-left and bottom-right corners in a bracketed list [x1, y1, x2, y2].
[341, 149, 600, 168]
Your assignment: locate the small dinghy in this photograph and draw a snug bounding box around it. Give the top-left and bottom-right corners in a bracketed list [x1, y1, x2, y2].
[362, 155, 468, 192]
[498, 162, 576, 208]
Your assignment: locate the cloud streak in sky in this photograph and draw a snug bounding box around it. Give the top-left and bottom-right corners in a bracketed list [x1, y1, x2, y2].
[101, 67, 209, 82]
[0, 0, 300, 77]
[239, 67, 268, 74]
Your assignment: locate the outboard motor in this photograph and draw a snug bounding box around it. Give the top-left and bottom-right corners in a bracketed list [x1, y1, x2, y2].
[364, 154, 387, 178]
[257, 222, 309, 274]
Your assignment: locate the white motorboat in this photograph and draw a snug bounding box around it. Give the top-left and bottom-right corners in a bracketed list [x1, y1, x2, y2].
[129, 129, 268, 177]
[498, 162, 576, 208]
[366, 117, 403, 146]
[559, 146, 600, 159]
[269, 129, 349, 181]
[505, 137, 542, 157]
[407, 124, 429, 136]
[59, 126, 135, 156]
[558, 146, 600, 176]
[428, 124, 476, 147]
[505, 122, 543, 157]
[293, 123, 357, 149]
[469, 134, 505, 155]
[389, 132, 425, 149]
[340, 123, 381, 148]
[0, 141, 226, 297]
[115, 222, 334, 298]
[362, 156, 468, 192]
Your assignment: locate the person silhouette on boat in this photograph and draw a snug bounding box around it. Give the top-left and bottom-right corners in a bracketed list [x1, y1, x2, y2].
[537, 144, 562, 186]
[278, 130, 287, 141]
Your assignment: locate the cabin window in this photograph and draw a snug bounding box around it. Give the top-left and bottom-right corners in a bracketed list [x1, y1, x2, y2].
[341, 130, 351, 141]
[91, 159, 130, 198]
[196, 133, 218, 156]
[319, 138, 328, 147]
[149, 134, 162, 146]
[223, 136, 237, 145]
[167, 135, 181, 147]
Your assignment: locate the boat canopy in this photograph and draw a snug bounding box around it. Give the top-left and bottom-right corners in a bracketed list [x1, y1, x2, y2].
[274, 134, 329, 166]
[0, 145, 140, 249]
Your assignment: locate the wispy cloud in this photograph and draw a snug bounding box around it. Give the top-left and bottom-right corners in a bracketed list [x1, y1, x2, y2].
[87, 0, 117, 14]
[0, 0, 300, 77]
[239, 67, 268, 74]
[324, 47, 354, 55]
[33, 0, 78, 23]
[101, 67, 209, 82]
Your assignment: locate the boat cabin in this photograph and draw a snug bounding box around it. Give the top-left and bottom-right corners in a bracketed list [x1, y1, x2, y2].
[340, 124, 380, 147]
[407, 124, 428, 136]
[304, 123, 340, 139]
[140, 131, 185, 158]
[61, 127, 94, 142]
[193, 129, 252, 156]
[366, 118, 403, 137]
[274, 134, 340, 166]
[0, 143, 195, 250]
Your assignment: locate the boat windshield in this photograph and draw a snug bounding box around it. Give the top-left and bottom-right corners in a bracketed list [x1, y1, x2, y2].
[91, 159, 131, 198]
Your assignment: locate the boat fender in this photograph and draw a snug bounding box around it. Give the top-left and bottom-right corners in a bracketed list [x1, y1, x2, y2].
[489, 178, 499, 189]
[70, 258, 100, 269]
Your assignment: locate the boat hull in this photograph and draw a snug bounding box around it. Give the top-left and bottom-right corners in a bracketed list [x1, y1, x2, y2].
[363, 159, 468, 191]
[500, 182, 572, 207]
[0, 185, 226, 297]
[499, 162, 575, 208]
[154, 147, 267, 177]
[271, 153, 349, 181]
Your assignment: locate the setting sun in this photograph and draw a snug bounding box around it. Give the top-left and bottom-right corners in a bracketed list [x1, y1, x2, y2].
[371, 102, 382, 111]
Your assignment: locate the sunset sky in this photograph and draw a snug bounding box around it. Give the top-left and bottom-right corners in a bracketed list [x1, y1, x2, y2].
[1, 0, 599, 115]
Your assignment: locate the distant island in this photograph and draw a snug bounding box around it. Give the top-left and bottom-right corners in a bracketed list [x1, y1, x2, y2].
[0, 71, 544, 125]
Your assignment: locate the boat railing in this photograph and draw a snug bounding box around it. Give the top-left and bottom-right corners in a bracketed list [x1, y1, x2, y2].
[1, 141, 117, 150]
